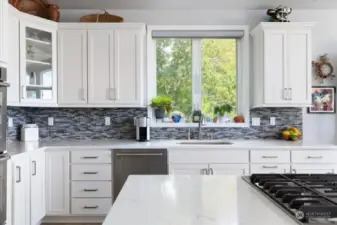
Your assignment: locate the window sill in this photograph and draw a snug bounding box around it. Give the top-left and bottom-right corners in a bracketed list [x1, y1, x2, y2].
[151, 122, 250, 128]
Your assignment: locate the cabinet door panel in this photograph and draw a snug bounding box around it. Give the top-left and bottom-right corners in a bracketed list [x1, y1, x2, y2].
[210, 164, 249, 175]
[250, 164, 290, 174]
[30, 151, 45, 224]
[7, 10, 19, 105]
[45, 151, 70, 215]
[114, 29, 143, 106]
[11, 154, 29, 225]
[169, 164, 209, 175]
[58, 30, 87, 105]
[88, 30, 115, 105]
[287, 31, 311, 104]
[264, 31, 287, 105]
[291, 164, 336, 174]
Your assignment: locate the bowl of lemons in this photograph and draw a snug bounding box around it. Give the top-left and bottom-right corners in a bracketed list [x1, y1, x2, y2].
[281, 127, 302, 141]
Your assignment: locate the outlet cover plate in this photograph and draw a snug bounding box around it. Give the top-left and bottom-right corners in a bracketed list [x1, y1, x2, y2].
[48, 117, 54, 126]
[105, 117, 111, 126]
[270, 117, 276, 126]
[252, 117, 260, 126]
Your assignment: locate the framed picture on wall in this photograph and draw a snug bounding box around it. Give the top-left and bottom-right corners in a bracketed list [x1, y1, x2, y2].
[308, 86, 336, 114]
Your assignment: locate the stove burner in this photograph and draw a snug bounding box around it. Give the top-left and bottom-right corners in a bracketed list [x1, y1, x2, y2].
[247, 174, 337, 224]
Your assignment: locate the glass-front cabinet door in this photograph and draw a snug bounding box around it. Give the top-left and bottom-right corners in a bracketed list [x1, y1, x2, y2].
[20, 21, 57, 104]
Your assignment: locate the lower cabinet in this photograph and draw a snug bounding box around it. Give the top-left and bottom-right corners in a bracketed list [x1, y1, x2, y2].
[45, 150, 70, 215]
[169, 164, 209, 175]
[10, 150, 45, 225]
[250, 164, 291, 174]
[291, 164, 337, 174]
[169, 163, 248, 175]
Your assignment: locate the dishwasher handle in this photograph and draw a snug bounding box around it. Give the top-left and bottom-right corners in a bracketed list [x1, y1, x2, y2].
[116, 153, 164, 156]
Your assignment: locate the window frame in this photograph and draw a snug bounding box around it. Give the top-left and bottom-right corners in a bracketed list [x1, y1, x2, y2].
[147, 25, 250, 128]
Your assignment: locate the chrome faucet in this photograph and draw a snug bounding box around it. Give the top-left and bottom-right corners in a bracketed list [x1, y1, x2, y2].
[198, 112, 204, 140]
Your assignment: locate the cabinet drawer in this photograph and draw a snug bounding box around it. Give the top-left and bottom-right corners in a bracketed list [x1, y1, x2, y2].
[169, 150, 249, 164]
[291, 164, 337, 174]
[71, 165, 111, 181]
[250, 164, 290, 174]
[71, 151, 111, 164]
[291, 151, 337, 164]
[71, 198, 112, 215]
[250, 150, 290, 163]
[72, 181, 112, 198]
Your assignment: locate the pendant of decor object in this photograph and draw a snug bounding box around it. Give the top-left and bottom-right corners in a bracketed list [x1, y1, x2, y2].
[312, 54, 335, 83]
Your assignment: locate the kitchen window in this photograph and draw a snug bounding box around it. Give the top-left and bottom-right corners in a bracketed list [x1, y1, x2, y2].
[147, 26, 250, 127]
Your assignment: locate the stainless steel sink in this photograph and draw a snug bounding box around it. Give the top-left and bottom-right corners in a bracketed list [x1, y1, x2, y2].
[178, 140, 233, 145]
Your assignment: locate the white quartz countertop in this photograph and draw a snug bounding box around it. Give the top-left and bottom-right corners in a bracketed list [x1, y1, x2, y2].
[6, 139, 337, 156]
[103, 175, 298, 225]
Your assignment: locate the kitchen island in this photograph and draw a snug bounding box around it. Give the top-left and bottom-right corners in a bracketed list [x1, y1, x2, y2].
[103, 175, 298, 225]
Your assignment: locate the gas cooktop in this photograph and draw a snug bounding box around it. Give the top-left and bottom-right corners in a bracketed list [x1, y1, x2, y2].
[243, 174, 337, 225]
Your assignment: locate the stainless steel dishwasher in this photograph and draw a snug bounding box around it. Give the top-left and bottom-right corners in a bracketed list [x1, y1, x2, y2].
[112, 149, 168, 200]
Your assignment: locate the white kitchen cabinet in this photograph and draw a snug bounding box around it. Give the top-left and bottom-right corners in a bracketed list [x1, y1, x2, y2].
[30, 150, 45, 225]
[7, 6, 20, 105]
[291, 164, 337, 174]
[0, 0, 8, 67]
[19, 18, 57, 105]
[210, 164, 249, 175]
[251, 22, 314, 108]
[45, 150, 70, 215]
[113, 28, 143, 106]
[57, 23, 145, 107]
[87, 30, 115, 105]
[169, 163, 209, 175]
[250, 164, 290, 174]
[58, 29, 88, 105]
[10, 154, 30, 225]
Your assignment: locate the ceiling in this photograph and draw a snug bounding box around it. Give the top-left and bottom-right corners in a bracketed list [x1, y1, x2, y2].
[52, 0, 337, 9]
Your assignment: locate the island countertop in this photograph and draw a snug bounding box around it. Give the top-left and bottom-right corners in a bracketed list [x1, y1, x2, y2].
[103, 175, 297, 225]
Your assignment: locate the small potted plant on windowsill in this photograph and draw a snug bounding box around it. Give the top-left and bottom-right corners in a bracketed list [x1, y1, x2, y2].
[150, 96, 172, 119]
[213, 103, 233, 123]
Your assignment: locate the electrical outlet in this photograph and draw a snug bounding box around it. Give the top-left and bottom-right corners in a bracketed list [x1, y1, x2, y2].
[48, 117, 54, 126]
[270, 117, 276, 126]
[8, 118, 13, 127]
[105, 117, 111, 126]
[252, 117, 260, 126]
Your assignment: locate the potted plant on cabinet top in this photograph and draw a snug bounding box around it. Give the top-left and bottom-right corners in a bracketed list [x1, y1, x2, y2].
[213, 103, 233, 123]
[150, 96, 172, 119]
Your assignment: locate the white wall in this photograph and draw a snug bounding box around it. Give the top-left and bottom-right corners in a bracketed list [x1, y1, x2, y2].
[60, 9, 337, 144]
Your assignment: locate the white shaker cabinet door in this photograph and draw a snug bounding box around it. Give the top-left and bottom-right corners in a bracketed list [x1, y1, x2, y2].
[0, 0, 8, 67]
[287, 31, 311, 105]
[58, 30, 88, 105]
[11, 154, 30, 225]
[30, 150, 45, 225]
[45, 151, 70, 215]
[169, 164, 209, 175]
[114, 28, 144, 106]
[209, 164, 249, 176]
[263, 30, 288, 105]
[87, 30, 115, 105]
[291, 164, 337, 174]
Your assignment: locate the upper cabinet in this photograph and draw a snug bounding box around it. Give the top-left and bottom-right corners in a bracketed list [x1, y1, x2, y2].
[20, 20, 57, 105]
[58, 24, 145, 107]
[7, 6, 58, 107]
[251, 22, 314, 108]
[0, 0, 8, 67]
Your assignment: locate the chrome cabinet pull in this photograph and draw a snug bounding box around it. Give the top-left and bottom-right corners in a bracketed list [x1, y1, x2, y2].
[21, 86, 26, 99]
[32, 161, 36, 176]
[262, 156, 278, 159]
[307, 156, 323, 159]
[83, 172, 98, 174]
[116, 153, 163, 156]
[292, 169, 297, 174]
[80, 88, 86, 101]
[84, 189, 98, 192]
[16, 166, 21, 183]
[289, 88, 292, 100]
[262, 166, 278, 169]
[82, 156, 98, 159]
[200, 168, 207, 175]
[84, 205, 99, 209]
[284, 88, 288, 100]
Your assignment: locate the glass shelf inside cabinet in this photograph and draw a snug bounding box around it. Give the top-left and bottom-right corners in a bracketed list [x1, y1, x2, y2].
[24, 27, 53, 100]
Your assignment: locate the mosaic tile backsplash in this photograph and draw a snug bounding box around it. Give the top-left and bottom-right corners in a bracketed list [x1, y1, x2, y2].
[7, 107, 302, 140]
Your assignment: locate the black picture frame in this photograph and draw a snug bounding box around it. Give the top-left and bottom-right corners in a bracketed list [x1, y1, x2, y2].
[307, 86, 336, 114]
